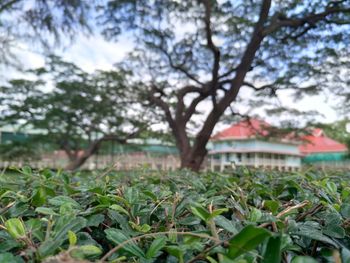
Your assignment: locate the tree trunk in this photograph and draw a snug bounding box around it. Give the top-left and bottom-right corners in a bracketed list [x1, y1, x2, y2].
[175, 0, 270, 171]
[179, 144, 208, 172]
[64, 140, 101, 171]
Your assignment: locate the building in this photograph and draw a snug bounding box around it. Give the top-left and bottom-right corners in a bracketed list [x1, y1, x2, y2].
[209, 119, 302, 171]
[2, 124, 349, 171]
[80, 140, 180, 170]
[300, 128, 349, 168]
[0, 128, 180, 170]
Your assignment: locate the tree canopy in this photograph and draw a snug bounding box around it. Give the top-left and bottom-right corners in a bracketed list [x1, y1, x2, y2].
[0, 0, 92, 65]
[0, 56, 150, 169]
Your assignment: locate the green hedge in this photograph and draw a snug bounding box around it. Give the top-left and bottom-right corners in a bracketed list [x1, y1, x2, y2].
[0, 167, 350, 262]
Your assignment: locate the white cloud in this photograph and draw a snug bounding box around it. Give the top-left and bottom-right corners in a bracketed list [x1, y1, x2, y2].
[57, 34, 134, 72]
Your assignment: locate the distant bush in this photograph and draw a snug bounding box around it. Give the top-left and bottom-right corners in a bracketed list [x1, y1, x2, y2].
[0, 167, 350, 262]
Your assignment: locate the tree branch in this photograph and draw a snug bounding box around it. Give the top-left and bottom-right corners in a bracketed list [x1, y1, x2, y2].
[243, 81, 276, 92]
[0, 0, 20, 14]
[158, 43, 204, 85]
[189, 0, 272, 156]
[176, 85, 206, 118]
[149, 85, 173, 119]
[200, 0, 221, 106]
[263, 5, 350, 36]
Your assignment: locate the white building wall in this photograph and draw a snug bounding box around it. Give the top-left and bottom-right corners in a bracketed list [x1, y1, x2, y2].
[209, 139, 301, 171]
[212, 139, 299, 155]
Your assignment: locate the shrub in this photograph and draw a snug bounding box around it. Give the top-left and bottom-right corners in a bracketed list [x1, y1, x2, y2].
[0, 167, 350, 262]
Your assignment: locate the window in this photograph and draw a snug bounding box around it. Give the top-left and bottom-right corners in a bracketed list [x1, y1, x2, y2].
[237, 153, 242, 162]
[225, 153, 230, 162]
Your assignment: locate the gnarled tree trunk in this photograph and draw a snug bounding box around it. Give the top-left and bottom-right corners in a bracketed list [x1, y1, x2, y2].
[64, 139, 101, 171]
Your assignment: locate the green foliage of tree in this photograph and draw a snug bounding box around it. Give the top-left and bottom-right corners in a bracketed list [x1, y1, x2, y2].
[313, 119, 350, 158]
[0, 140, 41, 162]
[0, 56, 151, 170]
[0, 0, 92, 65]
[314, 119, 350, 144]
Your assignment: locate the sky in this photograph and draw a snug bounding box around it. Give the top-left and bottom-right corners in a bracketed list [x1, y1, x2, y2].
[4, 31, 343, 133]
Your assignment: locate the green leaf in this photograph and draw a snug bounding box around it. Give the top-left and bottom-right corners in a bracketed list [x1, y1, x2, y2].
[249, 208, 262, 222]
[48, 196, 80, 208]
[86, 214, 105, 227]
[262, 235, 281, 263]
[35, 207, 58, 216]
[59, 203, 76, 215]
[264, 200, 280, 214]
[165, 246, 184, 262]
[32, 187, 47, 207]
[291, 256, 318, 263]
[214, 216, 237, 234]
[105, 228, 145, 259]
[110, 204, 129, 215]
[38, 216, 87, 257]
[142, 190, 158, 201]
[4, 218, 26, 239]
[292, 223, 338, 247]
[0, 252, 24, 263]
[52, 216, 87, 241]
[325, 182, 337, 195]
[209, 208, 229, 220]
[323, 224, 345, 238]
[25, 219, 44, 242]
[70, 245, 102, 260]
[146, 236, 167, 259]
[108, 195, 130, 207]
[227, 225, 271, 259]
[340, 203, 350, 218]
[129, 222, 151, 233]
[68, 230, 77, 246]
[190, 206, 210, 222]
[20, 166, 32, 176]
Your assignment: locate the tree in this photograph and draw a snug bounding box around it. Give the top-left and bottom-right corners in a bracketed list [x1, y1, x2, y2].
[0, 0, 92, 65]
[0, 140, 42, 164]
[314, 119, 350, 158]
[93, 0, 350, 171]
[3, 1, 350, 171]
[0, 56, 150, 170]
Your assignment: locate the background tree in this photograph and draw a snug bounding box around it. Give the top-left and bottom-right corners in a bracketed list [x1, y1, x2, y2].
[0, 140, 42, 164]
[313, 119, 350, 158]
[92, 0, 350, 171]
[0, 0, 92, 65]
[0, 56, 150, 170]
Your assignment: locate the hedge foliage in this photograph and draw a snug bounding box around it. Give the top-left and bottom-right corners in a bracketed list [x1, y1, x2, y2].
[0, 167, 350, 262]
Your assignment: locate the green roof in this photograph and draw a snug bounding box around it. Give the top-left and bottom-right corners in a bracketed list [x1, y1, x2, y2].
[98, 142, 178, 156]
[302, 152, 348, 163]
[0, 131, 32, 144]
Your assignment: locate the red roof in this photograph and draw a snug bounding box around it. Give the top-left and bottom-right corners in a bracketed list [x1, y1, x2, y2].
[299, 128, 348, 154]
[211, 119, 270, 140]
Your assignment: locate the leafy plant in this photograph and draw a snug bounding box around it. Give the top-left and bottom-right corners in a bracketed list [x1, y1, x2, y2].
[0, 167, 350, 262]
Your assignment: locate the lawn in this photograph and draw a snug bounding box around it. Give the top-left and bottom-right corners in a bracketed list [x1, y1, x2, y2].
[0, 167, 350, 262]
